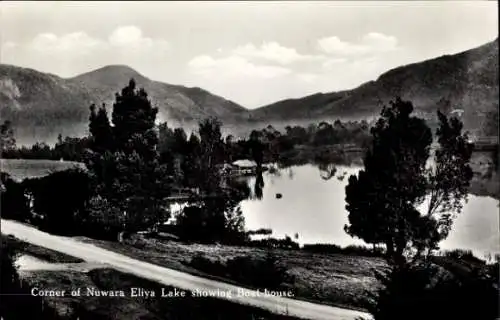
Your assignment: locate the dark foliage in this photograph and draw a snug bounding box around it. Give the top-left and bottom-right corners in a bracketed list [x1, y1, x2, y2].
[246, 236, 300, 250]
[345, 97, 473, 265]
[302, 243, 385, 258]
[0, 172, 31, 221]
[0, 236, 66, 319]
[226, 253, 294, 290]
[88, 103, 114, 154]
[189, 252, 294, 291]
[112, 79, 158, 161]
[1, 136, 90, 161]
[85, 79, 171, 234]
[23, 168, 91, 235]
[369, 261, 499, 320]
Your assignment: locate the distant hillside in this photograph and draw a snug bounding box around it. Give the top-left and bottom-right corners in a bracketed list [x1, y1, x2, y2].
[251, 39, 499, 135]
[0, 64, 248, 145]
[1, 39, 498, 145]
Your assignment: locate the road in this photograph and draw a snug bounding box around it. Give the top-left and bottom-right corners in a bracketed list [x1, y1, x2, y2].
[1, 219, 370, 320]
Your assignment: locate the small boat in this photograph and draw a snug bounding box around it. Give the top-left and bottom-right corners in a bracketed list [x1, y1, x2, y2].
[275, 193, 283, 199]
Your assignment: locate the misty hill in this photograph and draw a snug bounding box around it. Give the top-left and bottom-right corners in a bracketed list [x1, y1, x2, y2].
[250, 39, 499, 135]
[0, 64, 248, 145]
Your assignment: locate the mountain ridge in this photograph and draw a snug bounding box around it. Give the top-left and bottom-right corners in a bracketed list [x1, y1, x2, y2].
[0, 63, 248, 144]
[250, 38, 499, 133]
[1, 38, 498, 144]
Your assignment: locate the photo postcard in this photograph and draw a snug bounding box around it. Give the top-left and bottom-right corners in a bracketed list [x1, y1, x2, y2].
[0, 1, 498, 319]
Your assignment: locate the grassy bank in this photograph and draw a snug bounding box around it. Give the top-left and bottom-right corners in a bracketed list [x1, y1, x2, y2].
[6, 235, 304, 320]
[81, 235, 386, 312]
[0, 158, 85, 181]
[2, 234, 84, 263]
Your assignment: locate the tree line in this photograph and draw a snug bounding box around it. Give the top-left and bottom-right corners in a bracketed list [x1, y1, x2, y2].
[1, 117, 372, 168]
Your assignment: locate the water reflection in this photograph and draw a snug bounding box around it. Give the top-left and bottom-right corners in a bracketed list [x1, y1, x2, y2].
[239, 164, 500, 258]
[253, 171, 264, 200]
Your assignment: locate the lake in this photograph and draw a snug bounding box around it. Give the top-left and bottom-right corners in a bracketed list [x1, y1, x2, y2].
[240, 165, 500, 258]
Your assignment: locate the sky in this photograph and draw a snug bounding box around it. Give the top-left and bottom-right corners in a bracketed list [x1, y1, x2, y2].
[1, 1, 498, 108]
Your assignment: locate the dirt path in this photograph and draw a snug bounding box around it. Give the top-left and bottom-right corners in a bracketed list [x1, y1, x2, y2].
[2, 219, 371, 320]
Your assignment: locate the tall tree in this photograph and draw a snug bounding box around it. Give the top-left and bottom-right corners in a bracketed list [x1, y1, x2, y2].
[89, 103, 114, 154]
[112, 79, 158, 161]
[249, 130, 265, 171]
[198, 118, 224, 192]
[344, 97, 473, 266]
[88, 79, 170, 234]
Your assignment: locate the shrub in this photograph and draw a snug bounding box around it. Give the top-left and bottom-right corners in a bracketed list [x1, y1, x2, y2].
[443, 249, 486, 265]
[226, 252, 294, 291]
[302, 243, 385, 257]
[81, 196, 125, 241]
[247, 236, 299, 250]
[0, 172, 31, 221]
[189, 254, 225, 277]
[369, 261, 499, 320]
[188, 252, 294, 291]
[176, 203, 248, 244]
[23, 168, 91, 235]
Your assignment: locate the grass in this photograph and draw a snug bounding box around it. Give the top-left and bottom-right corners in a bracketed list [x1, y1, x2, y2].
[1, 234, 84, 263]
[4, 234, 304, 319]
[81, 235, 386, 312]
[0, 158, 85, 181]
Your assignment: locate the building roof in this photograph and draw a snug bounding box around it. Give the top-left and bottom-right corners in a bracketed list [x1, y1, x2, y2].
[232, 159, 257, 168]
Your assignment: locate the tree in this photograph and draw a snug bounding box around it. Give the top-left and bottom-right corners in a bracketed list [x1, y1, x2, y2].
[198, 118, 224, 192]
[344, 97, 473, 266]
[176, 119, 250, 243]
[87, 79, 171, 234]
[112, 79, 158, 161]
[1, 120, 16, 154]
[248, 130, 266, 171]
[0, 172, 31, 221]
[181, 133, 202, 188]
[24, 169, 91, 235]
[89, 103, 113, 154]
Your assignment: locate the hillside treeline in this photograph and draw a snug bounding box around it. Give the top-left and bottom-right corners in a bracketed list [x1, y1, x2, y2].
[1, 119, 371, 168]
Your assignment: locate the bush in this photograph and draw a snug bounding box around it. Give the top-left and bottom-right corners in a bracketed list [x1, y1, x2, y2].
[247, 236, 299, 250]
[176, 202, 248, 245]
[81, 196, 125, 241]
[0, 172, 31, 221]
[189, 254, 225, 277]
[369, 262, 499, 320]
[188, 252, 294, 291]
[443, 249, 486, 265]
[226, 252, 294, 290]
[23, 168, 91, 235]
[302, 243, 385, 257]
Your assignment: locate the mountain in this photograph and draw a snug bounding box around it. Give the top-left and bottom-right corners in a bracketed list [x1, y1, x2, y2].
[250, 39, 499, 134]
[1, 39, 498, 145]
[0, 64, 248, 145]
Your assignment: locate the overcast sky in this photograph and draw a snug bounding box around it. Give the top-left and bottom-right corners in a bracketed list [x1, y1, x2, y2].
[1, 1, 498, 108]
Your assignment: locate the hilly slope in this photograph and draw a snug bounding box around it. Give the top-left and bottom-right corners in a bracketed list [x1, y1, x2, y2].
[251, 39, 499, 134]
[0, 64, 248, 145]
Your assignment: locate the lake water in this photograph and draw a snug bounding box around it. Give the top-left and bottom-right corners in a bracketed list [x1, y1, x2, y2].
[240, 165, 500, 258]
